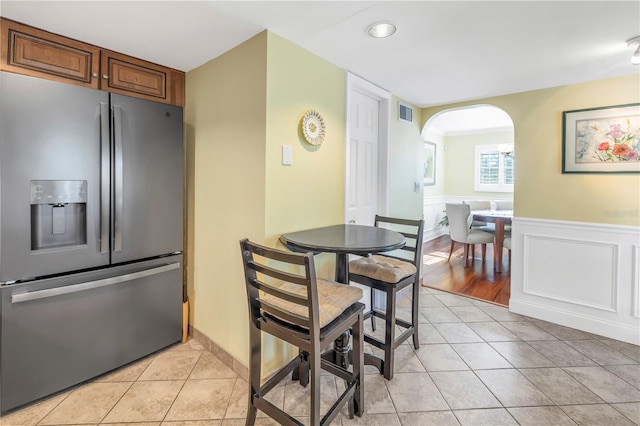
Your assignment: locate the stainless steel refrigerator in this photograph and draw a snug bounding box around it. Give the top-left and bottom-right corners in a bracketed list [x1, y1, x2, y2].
[0, 72, 183, 412]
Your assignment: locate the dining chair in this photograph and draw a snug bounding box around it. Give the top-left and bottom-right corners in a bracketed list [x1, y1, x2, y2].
[347, 216, 424, 380]
[445, 203, 494, 264]
[503, 236, 512, 263]
[239, 239, 365, 426]
[493, 199, 513, 210]
[463, 200, 491, 228]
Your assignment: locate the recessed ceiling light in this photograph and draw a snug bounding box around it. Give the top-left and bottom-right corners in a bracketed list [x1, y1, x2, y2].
[367, 22, 396, 38]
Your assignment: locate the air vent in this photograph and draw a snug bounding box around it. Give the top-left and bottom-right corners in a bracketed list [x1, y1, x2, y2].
[399, 102, 413, 123]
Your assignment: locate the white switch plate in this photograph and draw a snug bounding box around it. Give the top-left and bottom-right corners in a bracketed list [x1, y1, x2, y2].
[282, 145, 292, 166]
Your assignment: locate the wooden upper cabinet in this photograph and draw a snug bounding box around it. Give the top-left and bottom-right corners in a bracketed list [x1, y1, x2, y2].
[0, 18, 185, 106]
[101, 50, 184, 106]
[0, 18, 100, 88]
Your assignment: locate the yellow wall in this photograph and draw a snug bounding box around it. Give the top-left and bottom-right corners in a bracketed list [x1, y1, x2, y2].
[264, 33, 346, 249]
[185, 31, 440, 371]
[185, 32, 268, 364]
[261, 33, 347, 373]
[422, 74, 640, 226]
[443, 130, 515, 197]
[389, 97, 426, 218]
[185, 32, 348, 370]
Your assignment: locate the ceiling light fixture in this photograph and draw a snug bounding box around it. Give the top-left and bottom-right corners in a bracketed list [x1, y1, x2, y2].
[367, 22, 396, 38]
[498, 144, 514, 159]
[627, 36, 640, 65]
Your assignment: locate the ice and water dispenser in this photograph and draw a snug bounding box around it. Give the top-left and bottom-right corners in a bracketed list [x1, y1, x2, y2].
[30, 180, 87, 250]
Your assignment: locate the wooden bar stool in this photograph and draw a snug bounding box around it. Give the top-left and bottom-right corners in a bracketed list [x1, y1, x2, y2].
[239, 239, 365, 425]
[347, 216, 424, 380]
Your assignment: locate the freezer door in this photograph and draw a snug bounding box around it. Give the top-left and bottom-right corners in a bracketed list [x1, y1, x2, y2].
[110, 94, 183, 264]
[0, 72, 110, 283]
[0, 255, 182, 412]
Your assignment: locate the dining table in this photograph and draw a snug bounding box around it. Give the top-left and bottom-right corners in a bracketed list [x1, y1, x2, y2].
[279, 224, 406, 373]
[471, 209, 513, 273]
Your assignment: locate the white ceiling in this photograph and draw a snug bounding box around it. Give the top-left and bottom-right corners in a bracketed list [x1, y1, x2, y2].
[1, 1, 639, 110]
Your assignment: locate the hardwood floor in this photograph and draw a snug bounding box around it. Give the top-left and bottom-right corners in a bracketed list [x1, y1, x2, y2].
[421, 234, 511, 306]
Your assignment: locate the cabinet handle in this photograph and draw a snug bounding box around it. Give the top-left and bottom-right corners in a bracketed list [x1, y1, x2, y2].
[92, 72, 98, 78]
[99, 102, 110, 254]
[113, 105, 124, 252]
[102, 74, 109, 80]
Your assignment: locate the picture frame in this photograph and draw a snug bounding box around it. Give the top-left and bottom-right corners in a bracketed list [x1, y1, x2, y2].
[424, 141, 436, 185]
[562, 103, 640, 173]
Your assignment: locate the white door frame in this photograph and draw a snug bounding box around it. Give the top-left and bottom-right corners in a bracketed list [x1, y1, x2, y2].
[344, 72, 391, 222]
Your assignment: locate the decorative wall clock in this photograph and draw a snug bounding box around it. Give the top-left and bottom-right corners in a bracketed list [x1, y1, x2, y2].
[300, 110, 326, 146]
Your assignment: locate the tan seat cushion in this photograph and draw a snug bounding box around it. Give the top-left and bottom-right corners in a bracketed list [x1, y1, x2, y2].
[262, 279, 363, 329]
[349, 255, 417, 283]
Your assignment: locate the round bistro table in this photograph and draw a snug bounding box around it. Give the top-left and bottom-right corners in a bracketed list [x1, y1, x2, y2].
[280, 224, 406, 373]
[280, 224, 406, 284]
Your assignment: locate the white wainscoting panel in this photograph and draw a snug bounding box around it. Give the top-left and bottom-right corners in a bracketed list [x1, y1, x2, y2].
[523, 235, 617, 312]
[510, 217, 640, 345]
[423, 196, 447, 241]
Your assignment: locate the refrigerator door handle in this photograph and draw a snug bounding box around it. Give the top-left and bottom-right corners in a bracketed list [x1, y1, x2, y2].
[11, 262, 180, 303]
[113, 104, 124, 252]
[100, 102, 110, 254]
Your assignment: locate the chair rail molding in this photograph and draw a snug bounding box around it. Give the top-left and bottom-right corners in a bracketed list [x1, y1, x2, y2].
[509, 217, 640, 345]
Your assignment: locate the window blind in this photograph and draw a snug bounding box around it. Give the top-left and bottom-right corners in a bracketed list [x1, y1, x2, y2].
[480, 152, 499, 184]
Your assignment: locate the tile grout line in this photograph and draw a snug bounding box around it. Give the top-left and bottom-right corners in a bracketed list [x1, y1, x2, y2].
[410, 291, 638, 426]
[221, 376, 241, 421]
[158, 347, 205, 423]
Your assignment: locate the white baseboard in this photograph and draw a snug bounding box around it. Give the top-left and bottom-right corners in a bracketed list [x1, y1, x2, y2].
[424, 227, 447, 242]
[510, 298, 640, 345]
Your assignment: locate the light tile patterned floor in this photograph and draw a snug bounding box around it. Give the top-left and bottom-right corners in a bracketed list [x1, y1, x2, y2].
[2, 286, 639, 425]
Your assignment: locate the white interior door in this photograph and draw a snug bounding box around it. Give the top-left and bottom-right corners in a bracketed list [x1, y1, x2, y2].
[346, 91, 379, 225]
[345, 73, 391, 226]
[345, 74, 392, 311]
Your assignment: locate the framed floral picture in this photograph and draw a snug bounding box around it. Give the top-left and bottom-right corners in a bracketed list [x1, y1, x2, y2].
[424, 141, 436, 185]
[562, 103, 640, 173]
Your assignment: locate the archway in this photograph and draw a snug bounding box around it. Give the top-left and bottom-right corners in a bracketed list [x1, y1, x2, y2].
[421, 105, 515, 306]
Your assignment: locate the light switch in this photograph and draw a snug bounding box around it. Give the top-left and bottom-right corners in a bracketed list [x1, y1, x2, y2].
[282, 145, 292, 166]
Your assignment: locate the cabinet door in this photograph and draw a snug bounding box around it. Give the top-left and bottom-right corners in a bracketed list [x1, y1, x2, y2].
[101, 50, 184, 107]
[0, 18, 100, 89]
